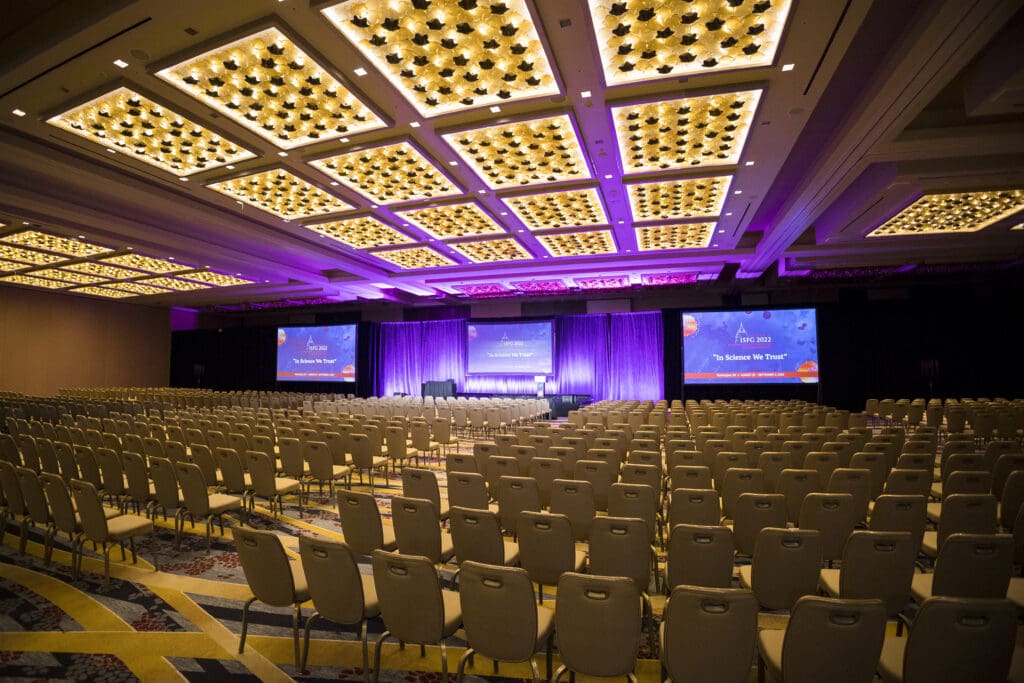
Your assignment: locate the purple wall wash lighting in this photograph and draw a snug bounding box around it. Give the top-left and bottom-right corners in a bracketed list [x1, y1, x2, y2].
[451, 283, 515, 297]
[640, 273, 699, 286]
[376, 311, 664, 401]
[574, 276, 630, 290]
[511, 279, 569, 295]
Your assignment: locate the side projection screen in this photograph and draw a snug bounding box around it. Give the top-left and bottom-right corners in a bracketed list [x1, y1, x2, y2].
[682, 309, 819, 384]
[276, 324, 357, 382]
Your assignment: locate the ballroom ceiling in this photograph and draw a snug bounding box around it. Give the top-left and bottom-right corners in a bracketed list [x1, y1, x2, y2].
[0, 0, 1021, 309]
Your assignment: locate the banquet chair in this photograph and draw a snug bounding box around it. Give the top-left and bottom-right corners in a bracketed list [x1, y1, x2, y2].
[336, 490, 397, 557]
[517, 511, 586, 604]
[910, 532, 1013, 604]
[449, 506, 519, 571]
[70, 478, 157, 591]
[549, 478, 597, 542]
[446, 471, 493, 512]
[756, 595, 886, 683]
[243, 450, 304, 518]
[496, 475, 541, 538]
[798, 492, 858, 565]
[298, 536, 379, 682]
[739, 527, 823, 611]
[391, 495, 455, 567]
[174, 460, 244, 550]
[234, 527, 309, 672]
[552, 572, 642, 683]
[661, 585, 758, 683]
[371, 549, 463, 682]
[401, 467, 449, 522]
[456, 561, 553, 683]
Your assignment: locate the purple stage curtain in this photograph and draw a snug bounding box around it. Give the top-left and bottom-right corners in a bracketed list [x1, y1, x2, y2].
[376, 312, 663, 400]
[377, 319, 466, 396]
[606, 311, 664, 400]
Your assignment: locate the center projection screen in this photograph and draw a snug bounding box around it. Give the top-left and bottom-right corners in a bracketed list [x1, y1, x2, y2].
[276, 324, 357, 382]
[681, 309, 819, 384]
[467, 320, 554, 375]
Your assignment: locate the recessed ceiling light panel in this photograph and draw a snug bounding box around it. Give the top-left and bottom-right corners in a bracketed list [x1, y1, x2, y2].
[536, 229, 617, 257]
[504, 187, 608, 230]
[627, 175, 732, 221]
[156, 27, 386, 149]
[178, 270, 255, 286]
[322, 0, 560, 117]
[448, 237, 532, 263]
[99, 253, 191, 273]
[70, 285, 136, 298]
[635, 222, 717, 250]
[305, 216, 413, 249]
[0, 274, 70, 289]
[370, 245, 456, 269]
[207, 168, 353, 220]
[103, 281, 174, 296]
[0, 245, 67, 266]
[27, 268, 109, 285]
[311, 141, 461, 205]
[868, 189, 1024, 237]
[63, 261, 150, 279]
[0, 230, 112, 258]
[47, 87, 256, 177]
[135, 277, 212, 291]
[443, 113, 590, 189]
[612, 90, 761, 173]
[395, 202, 505, 239]
[588, 0, 793, 86]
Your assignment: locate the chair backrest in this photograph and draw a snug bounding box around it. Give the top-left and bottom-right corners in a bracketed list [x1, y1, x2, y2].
[458, 561, 541, 664]
[214, 447, 247, 494]
[517, 510, 577, 586]
[739, 484, 792, 545]
[936, 493, 997, 551]
[485, 455, 518, 497]
[750, 527, 822, 610]
[798, 492, 857, 562]
[661, 586, 758, 683]
[528, 457, 561, 508]
[588, 515, 651, 592]
[554, 572, 641, 678]
[298, 535, 367, 625]
[278, 437, 305, 479]
[391, 496, 444, 563]
[401, 467, 442, 513]
[669, 465, 712, 491]
[803, 451, 839, 486]
[883, 468, 933, 497]
[943, 470, 992, 496]
[667, 523, 735, 590]
[607, 482, 658, 542]
[932, 532, 1013, 598]
[496, 475, 541, 534]
[336, 490, 387, 556]
[53, 440, 78, 481]
[721, 467, 765, 520]
[573, 459, 613, 511]
[40, 471, 76, 536]
[242, 450, 279, 498]
[549, 478, 596, 542]
[1001, 469, 1024, 531]
[175, 461, 211, 516]
[780, 596, 887, 683]
[900, 596, 1016, 682]
[758, 451, 792, 493]
[148, 456, 180, 509]
[838, 530, 916, 616]
[68, 479, 110, 544]
[827, 468, 872, 523]
[449, 506, 509, 566]
[869, 494, 928, 554]
[992, 452, 1024, 500]
[777, 468, 822, 524]
[233, 526, 300, 606]
[15, 465, 50, 524]
[446, 471, 490, 510]
[371, 549, 447, 644]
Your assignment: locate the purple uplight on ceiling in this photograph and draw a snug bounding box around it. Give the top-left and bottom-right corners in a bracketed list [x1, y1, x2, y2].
[641, 273, 699, 286]
[451, 283, 514, 297]
[574, 275, 630, 290]
[511, 279, 568, 294]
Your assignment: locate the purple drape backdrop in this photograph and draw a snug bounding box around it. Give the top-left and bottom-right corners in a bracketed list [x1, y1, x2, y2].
[377, 311, 663, 400]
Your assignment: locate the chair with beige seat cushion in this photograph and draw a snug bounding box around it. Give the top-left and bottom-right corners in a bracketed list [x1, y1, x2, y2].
[234, 526, 309, 672]
[173, 460, 243, 551]
[243, 450, 304, 518]
[15, 465, 55, 560]
[911, 532, 1013, 604]
[552, 572, 642, 683]
[819, 530, 916, 633]
[371, 549, 463, 682]
[69, 479, 157, 591]
[739, 527, 822, 611]
[921, 493, 997, 559]
[661, 585, 758, 683]
[756, 595, 886, 683]
[391, 495, 455, 567]
[449, 505, 519, 569]
[666, 523, 735, 591]
[298, 536, 379, 683]
[828, 468, 873, 525]
[350, 432, 389, 492]
[757, 451, 792, 493]
[336, 490, 396, 557]
[573, 459, 614, 512]
[305, 440, 350, 497]
[878, 596, 1016, 683]
[721, 467, 765, 522]
[798, 492, 858, 564]
[517, 511, 586, 604]
[456, 561, 554, 683]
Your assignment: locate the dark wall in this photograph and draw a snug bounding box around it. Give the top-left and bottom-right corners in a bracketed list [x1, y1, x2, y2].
[171, 280, 1023, 410]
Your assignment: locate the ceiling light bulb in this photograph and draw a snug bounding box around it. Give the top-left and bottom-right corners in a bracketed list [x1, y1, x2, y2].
[354, 67, 368, 77]
[113, 59, 129, 68]
[734, 190, 742, 195]
[12, 108, 26, 117]
[278, 151, 288, 157]
[781, 64, 795, 71]
[581, 90, 592, 99]
[489, 106, 501, 113]
[745, 161, 755, 166]
[410, 121, 421, 128]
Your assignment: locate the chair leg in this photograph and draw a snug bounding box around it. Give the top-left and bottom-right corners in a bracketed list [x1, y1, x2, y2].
[372, 630, 390, 683]
[552, 664, 568, 682]
[292, 602, 302, 671]
[456, 647, 475, 682]
[360, 619, 370, 683]
[238, 596, 257, 654]
[529, 657, 540, 683]
[440, 641, 448, 681]
[300, 610, 319, 673]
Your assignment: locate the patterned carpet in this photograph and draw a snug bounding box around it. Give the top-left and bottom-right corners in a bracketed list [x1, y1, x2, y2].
[0, 434, 804, 682]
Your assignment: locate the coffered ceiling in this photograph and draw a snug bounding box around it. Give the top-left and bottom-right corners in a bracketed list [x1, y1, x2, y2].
[0, 0, 1021, 310]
